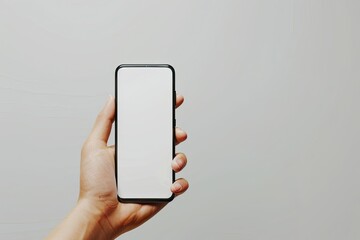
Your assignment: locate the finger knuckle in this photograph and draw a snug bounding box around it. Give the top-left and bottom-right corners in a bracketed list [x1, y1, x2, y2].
[96, 112, 106, 122]
[81, 140, 95, 156]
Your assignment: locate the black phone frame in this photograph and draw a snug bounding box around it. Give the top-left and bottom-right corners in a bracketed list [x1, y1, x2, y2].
[115, 64, 176, 203]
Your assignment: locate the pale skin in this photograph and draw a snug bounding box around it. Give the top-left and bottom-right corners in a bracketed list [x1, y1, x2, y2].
[46, 95, 189, 240]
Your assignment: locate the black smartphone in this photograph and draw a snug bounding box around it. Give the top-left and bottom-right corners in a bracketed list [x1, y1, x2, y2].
[115, 64, 175, 203]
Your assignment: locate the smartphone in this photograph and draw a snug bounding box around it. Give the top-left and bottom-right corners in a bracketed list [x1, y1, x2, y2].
[115, 64, 175, 203]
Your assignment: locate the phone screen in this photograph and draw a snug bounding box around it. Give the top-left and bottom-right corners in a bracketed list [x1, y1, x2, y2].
[116, 65, 175, 201]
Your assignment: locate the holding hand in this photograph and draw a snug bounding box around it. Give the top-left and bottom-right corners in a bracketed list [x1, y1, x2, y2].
[46, 95, 189, 240]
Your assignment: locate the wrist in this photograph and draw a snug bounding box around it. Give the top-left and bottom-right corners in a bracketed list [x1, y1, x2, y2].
[46, 198, 115, 240]
[74, 199, 116, 240]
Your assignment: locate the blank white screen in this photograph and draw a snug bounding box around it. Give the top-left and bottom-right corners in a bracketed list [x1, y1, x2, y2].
[117, 66, 173, 199]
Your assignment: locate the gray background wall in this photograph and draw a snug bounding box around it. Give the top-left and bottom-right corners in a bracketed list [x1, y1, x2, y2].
[1, 0, 359, 239]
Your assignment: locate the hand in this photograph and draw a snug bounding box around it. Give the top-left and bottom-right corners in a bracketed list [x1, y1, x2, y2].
[46, 95, 188, 240]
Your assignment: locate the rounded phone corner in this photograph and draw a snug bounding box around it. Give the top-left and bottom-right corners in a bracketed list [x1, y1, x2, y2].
[117, 195, 129, 203]
[163, 64, 175, 75]
[115, 64, 127, 75]
[166, 192, 175, 202]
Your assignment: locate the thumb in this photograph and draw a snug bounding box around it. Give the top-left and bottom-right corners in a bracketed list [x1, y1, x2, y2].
[87, 96, 115, 145]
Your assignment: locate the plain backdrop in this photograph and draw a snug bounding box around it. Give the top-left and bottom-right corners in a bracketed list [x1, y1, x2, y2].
[1, 1, 360, 239]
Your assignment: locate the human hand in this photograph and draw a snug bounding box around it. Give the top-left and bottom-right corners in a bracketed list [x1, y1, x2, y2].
[46, 95, 188, 240]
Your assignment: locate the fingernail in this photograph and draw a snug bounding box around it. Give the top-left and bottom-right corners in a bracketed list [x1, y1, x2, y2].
[175, 156, 182, 169]
[172, 182, 182, 192]
[177, 128, 185, 134]
[172, 159, 181, 171]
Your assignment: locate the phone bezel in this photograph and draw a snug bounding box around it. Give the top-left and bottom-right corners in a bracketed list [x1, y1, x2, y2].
[115, 64, 176, 203]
